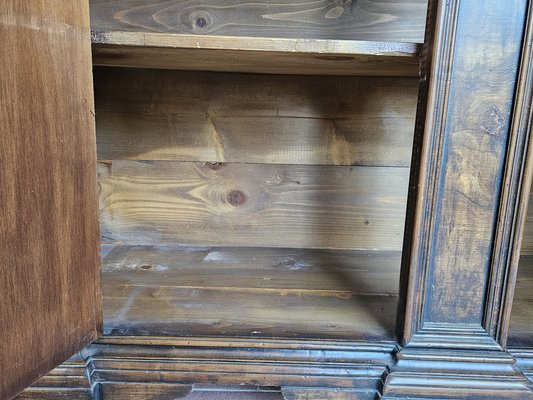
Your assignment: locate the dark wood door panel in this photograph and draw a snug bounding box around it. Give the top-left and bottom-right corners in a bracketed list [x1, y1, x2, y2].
[0, 1, 101, 398]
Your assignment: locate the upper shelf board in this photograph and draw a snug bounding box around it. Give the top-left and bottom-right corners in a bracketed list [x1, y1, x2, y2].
[91, 31, 421, 76]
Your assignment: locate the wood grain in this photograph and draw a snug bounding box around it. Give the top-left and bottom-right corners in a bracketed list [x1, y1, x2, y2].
[519, 196, 533, 255]
[95, 67, 418, 166]
[98, 161, 409, 250]
[88, 337, 394, 396]
[90, 0, 427, 43]
[102, 246, 399, 340]
[508, 255, 533, 347]
[0, 2, 101, 399]
[98, 383, 191, 400]
[398, 0, 528, 347]
[91, 32, 420, 76]
[421, 0, 526, 325]
[283, 388, 373, 400]
[15, 357, 92, 400]
[102, 245, 401, 294]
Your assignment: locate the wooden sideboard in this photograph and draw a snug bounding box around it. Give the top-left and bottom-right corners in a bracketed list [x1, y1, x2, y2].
[2, 1, 533, 399]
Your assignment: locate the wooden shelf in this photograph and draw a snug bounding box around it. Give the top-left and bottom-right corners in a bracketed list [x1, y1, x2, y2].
[102, 245, 400, 341]
[91, 31, 421, 76]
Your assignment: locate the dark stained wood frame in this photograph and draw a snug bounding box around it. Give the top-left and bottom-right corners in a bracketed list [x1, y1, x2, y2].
[384, 0, 533, 397]
[398, 0, 533, 349]
[11, 0, 533, 398]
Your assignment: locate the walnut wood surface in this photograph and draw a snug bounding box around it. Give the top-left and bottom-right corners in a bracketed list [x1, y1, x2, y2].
[102, 246, 399, 340]
[0, 2, 101, 399]
[98, 161, 409, 250]
[94, 68, 418, 166]
[87, 336, 394, 395]
[90, 0, 427, 43]
[398, 0, 529, 346]
[15, 357, 92, 400]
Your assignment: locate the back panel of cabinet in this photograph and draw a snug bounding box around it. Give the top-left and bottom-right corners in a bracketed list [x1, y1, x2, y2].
[94, 67, 419, 341]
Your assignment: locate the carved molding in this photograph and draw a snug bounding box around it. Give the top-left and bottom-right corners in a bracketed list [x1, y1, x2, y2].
[484, 0, 533, 345]
[83, 336, 395, 399]
[399, 0, 532, 350]
[382, 348, 533, 399]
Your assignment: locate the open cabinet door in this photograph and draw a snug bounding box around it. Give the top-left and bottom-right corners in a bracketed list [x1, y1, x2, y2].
[0, 1, 101, 399]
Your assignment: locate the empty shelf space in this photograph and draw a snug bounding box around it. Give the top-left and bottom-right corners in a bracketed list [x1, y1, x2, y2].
[509, 255, 533, 347]
[102, 245, 400, 341]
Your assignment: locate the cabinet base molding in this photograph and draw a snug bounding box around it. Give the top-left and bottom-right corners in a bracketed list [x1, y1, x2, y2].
[382, 347, 533, 399]
[18, 337, 533, 399]
[510, 349, 533, 386]
[83, 336, 395, 399]
[14, 356, 92, 400]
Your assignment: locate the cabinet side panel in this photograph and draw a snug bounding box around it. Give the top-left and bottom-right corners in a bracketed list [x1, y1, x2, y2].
[0, 1, 101, 399]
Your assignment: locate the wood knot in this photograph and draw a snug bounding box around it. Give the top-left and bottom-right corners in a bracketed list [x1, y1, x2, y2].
[190, 11, 211, 32]
[196, 17, 207, 28]
[480, 104, 505, 137]
[227, 190, 246, 206]
[325, 0, 353, 19]
[205, 162, 224, 170]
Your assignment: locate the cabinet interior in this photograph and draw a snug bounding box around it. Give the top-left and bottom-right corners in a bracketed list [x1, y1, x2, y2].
[87, 0, 434, 343]
[94, 67, 419, 341]
[509, 196, 533, 346]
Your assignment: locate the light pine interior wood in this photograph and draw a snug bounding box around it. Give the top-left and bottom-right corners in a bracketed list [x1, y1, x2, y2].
[95, 68, 417, 165]
[102, 245, 400, 339]
[509, 255, 533, 347]
[90, 0, 426, 76]
[510, 182, 533, 346]
[510, 192, 533, 346]
[95, 66, 419, 341]
[90, 0, 428, 43]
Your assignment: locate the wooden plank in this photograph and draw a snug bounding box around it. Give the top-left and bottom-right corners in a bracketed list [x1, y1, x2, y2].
[508, 255, 533, 347]
[102, 246, 401, 295]
[88, 337, 394, 395]
[0, 2, 101, 399]
[98, 383, 192, 400]
[102, 246, 399, 340]
[95, 68, 418, 166]
[90, 0, 427, 43]
[104, 286, 397, 340]
[15, 391, 91, 400]
[520, 193, 533, 255]
[16, 357, 92, 400]
[283, 387, 374, 400]
[98, 161, 409, 250]
[92, 32, 420, 76]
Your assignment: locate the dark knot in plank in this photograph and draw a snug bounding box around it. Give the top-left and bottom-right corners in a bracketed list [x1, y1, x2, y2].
[227, 190, 246, 206]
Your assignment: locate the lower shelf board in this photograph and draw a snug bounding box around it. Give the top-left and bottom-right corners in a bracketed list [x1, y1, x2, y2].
[102, 245, 400, 341]
[509, 255, 533, 346]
